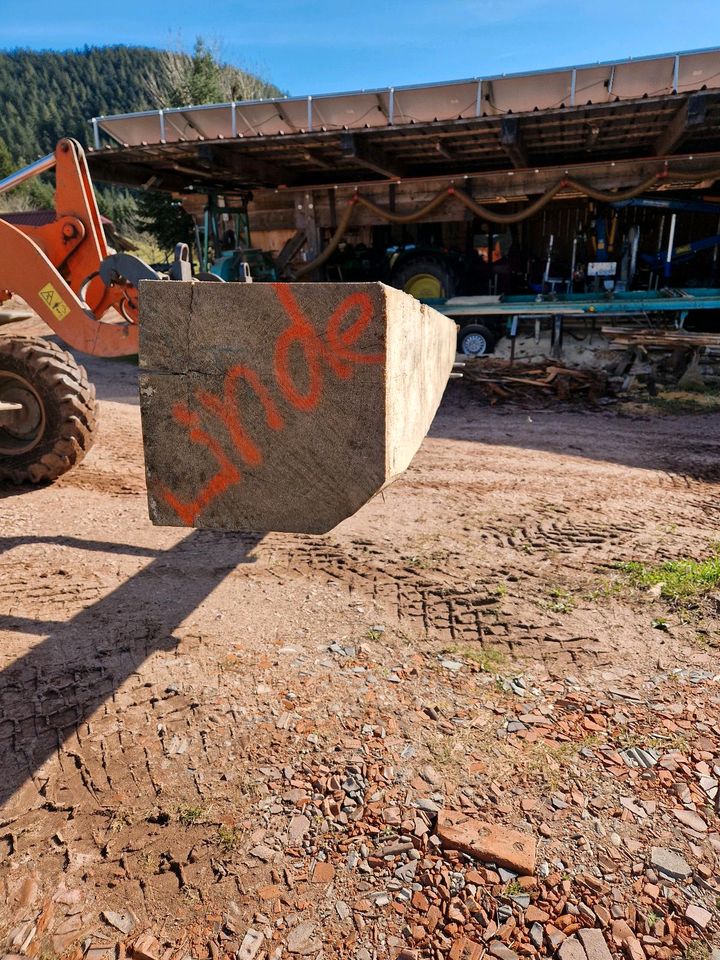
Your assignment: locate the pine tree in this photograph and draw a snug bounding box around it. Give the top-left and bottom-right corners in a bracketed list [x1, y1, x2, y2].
[137, 191, 194, 258]
[0, 137, 13, 179]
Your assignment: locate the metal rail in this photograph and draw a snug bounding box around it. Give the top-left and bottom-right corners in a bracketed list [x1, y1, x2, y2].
[0, 153, 55, 195]
[433, 288, 720, 319]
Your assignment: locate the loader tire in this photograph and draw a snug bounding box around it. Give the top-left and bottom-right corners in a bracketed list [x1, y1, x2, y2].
[0, 336, 97, 484]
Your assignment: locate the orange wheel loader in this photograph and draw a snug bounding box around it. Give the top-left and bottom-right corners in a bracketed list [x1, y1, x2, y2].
[0, 138, 190, 484]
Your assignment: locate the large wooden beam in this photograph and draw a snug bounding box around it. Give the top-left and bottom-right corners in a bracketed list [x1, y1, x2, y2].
[340, 132, 405, 180]
[138, 281, 456, 533]
[499, 117, 528, 169]
[654, 93, 712, 156]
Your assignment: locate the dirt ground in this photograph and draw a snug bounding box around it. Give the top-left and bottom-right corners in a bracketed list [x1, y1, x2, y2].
[1, 315, 719, 960]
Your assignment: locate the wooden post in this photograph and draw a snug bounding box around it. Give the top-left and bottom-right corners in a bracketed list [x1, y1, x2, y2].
[138, 281, 457, 534]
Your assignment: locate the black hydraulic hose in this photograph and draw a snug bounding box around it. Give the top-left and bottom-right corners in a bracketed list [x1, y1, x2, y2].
[293, 168, 720, 278]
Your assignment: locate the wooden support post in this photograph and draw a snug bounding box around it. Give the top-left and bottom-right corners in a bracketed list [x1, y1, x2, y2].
[138, 281, 457, 534]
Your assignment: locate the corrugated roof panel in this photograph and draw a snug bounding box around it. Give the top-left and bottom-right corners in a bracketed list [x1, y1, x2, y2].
[93, 50, 720, 148]
[677, 50, 720, 91]
[311, 93, 387, 129]
[392, 81, 480, 122]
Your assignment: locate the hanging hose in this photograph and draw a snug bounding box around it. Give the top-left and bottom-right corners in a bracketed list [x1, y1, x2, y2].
[451, 180, 568, 225]
[354, 189, 459, 225]
[294, 169, 720, 279]
[294, 200, 357, 276]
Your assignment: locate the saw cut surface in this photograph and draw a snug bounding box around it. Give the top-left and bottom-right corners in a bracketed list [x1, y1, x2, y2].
[138, 281, 456, 533]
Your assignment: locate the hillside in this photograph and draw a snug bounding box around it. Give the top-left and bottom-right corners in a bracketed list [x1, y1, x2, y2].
[0, 45, 283, 166]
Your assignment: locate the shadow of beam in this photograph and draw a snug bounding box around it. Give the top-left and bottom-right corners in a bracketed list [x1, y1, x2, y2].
[0, 528, 262, 809]
[0, 535, 160, 558]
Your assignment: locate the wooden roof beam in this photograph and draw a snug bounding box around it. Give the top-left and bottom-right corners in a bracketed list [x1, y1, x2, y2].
[340, 132, 404, 179]
[654, 93, 713, 156]
[499, 116, 528, 169]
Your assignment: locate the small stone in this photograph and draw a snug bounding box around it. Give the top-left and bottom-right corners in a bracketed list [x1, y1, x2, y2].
[594, 905, 611, 927]
[86, 947, 114, 960]
[288, 815, 310, 841]
[258, 885, 282, 900]
[685, 904, 712, 929]
[488, 943, 518, 960]
[673, 809, 707, 833]
[101, 910, 137, 936]
[130, 934, 161, 960]
[311, 862, 335, 883]
[436, 810, 536, 874]
[559, 938, 588, 960]
[529, 923, 544, 949]
[249, 844, 275, 862]
[622, 937, 645, 960]
[546, 925, 566, 950]
[224, 901, 244, 934]
[649, 847, 692, 880]
[335, 901, 350, 920]
[578, 928, 613, 960]
[526, 906, 549, 923]
[17, 877, 39, 908]
[287, 922, 320, 955]
[237, 929, 264, 960]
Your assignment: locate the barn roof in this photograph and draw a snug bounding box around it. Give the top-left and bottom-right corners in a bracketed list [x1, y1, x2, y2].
[86, 48, 720, 198]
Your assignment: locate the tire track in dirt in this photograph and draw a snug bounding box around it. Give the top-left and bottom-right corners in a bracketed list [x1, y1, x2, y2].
[254, 536, 613, 666]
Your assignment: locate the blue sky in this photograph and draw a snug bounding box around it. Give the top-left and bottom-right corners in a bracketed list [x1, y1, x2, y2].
[3, 0, 720, 96]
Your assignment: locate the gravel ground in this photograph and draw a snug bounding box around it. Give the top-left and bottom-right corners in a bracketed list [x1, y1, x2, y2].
[1, 317, 719, 960]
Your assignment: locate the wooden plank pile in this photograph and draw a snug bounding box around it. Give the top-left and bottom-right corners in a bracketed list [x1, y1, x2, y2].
[462, 357, 607, 402]
[602, 326, 720, 349]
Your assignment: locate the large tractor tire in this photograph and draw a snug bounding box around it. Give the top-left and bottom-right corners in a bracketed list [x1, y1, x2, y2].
[391, 257, 458, 300]
[0, 336, 97, 484]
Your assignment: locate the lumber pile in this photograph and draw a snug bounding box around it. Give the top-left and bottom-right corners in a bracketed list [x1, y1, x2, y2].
[462, 358, 607, 402]
[602, 326, 720, 350]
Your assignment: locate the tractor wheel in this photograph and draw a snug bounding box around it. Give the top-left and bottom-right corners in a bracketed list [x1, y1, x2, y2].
[0, 336, 97, 484]
[391, 258, 458, 300]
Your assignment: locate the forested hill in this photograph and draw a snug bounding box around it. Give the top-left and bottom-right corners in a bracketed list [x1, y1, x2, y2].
[0, 45, 283, 166]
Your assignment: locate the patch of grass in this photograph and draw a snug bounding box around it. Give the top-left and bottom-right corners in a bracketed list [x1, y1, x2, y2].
[138, 851, 159, 874]
[617, 550, 720, 605]
[520, 737, 600, 791]
[405, 549, 450, 570]
[646, 387, 720, 416]
[615, 726, 689, 754]
[216, 825, 243, 852]
[503, 879, 523, 897]
[441, 644, 508, 673]
[178, 804, 208, 827]
[107, 808, 133, 832]
[684, 942, 709, 960]
[581, 579, 623, 602]
[543, 587, 576, 614]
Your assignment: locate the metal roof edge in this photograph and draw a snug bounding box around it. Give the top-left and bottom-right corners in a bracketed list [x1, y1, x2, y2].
[92, 46, 720, 122]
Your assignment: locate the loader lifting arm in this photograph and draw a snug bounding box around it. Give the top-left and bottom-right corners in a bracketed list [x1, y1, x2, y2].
[0, 138, 147, 357]
[0, 138, 179, 484]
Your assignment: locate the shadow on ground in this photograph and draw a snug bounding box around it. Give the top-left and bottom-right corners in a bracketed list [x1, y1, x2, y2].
[0, 529, 262, 809]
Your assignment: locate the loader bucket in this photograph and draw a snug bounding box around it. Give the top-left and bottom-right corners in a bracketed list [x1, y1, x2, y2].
[138, 281, 456, 534]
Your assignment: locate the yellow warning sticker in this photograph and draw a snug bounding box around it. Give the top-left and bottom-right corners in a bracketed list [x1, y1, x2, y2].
[38, 282, 70, 322]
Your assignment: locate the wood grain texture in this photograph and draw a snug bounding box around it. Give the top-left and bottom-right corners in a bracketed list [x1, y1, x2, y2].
[138, 281, 456, 533]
